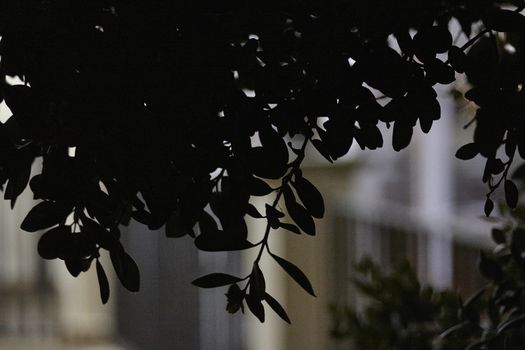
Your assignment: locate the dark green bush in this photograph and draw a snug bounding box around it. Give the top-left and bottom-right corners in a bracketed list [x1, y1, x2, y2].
[332, 190, 525, 350]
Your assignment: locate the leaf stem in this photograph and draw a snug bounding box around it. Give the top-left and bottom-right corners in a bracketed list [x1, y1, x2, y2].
[253, 136, 309, 265]
[459, 28, 490, 52]
[487, 154, 515, 198]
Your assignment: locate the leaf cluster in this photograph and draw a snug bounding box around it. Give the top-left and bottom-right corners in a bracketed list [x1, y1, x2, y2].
[2, 0, 525, 320]
[332, 193, 525, 349]
[331, 258, 461, 350]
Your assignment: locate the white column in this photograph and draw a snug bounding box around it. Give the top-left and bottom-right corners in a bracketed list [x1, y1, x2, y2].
[52, 251, 117, 340]
[350, 170, 384, 263]
[244, 196, 286, 350]
[0, 160, 41, 335]
[413, 86, 455, 288]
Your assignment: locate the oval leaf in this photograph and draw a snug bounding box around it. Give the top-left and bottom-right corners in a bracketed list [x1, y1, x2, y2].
[293, 176, 325, 218]
[245, 293, 265, 322]
[37, 225, 71, 260]
[392, 122, 413, 151]
[165, 210, 189, 238]
[448, 45, 467, 73]
[455, 143, 479, 160]
[96, 259, 110, 304]
[283, 186, 316, 235]
[279, 222, 301, 235]
[195, 231, 254, 251]
[83, 218, 118, 251]
[245, 203, 263, 218]
[264, 293, 291, 323]
[251, 264, 266, 299]
[21, 201, 72, 232]
[248, 177, 273, 196]
[271, 253, 315, 297]
[484, 197, 494, 217]
[192, 273, 242, 288]
[110, 248, 140, 292]
[65, 258, 83, 277]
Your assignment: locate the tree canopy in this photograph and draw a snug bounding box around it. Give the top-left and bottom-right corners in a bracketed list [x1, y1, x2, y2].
[1, 0, 525, 323]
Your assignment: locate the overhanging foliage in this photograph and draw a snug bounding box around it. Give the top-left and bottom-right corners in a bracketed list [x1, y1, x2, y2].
[1, 0, 525, 323]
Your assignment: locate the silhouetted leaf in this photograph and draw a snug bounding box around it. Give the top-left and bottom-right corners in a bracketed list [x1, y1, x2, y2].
[484, 9, 525, 32]
[484, 198, 494, 217]
[248, 177, 273, 196]
[65, 258, 83, 277]
[488, 158, 504, 175]
[96, 259, 110, 304]
[110, 248, 140, 292]
[199, 211, 218, 234]
[165, 211, 187, 238]
[392, 122, 412, 151]
[279, 222, 301, 235]
[283, 186, 315, 235]
[506, 138, 516, 158]
[195, 230, 254, 251]
[245, 293, 265, 322]
[21, 201, 72, 232]
[264, 293, 291, 323]
[192, 273, 242, 288]
[265, 203, 285, 219]
[245, 203, 263, 218]
[293, 176, 325, 218]
[64, 255, 92, 277]
[426, 58, 455, 84]
[251, 264, 266, 299]
[311, 139, 333, 163]
[413, 25, 452, 57]
[448, 46, 468, 73]
[4, 153, 32, 204]
[37, 225, 71, 260]
[456, 143, 479, 160]
[82, 218, 118, 251]
[247, 127, 289, 179]
[271, 253, 315, 296]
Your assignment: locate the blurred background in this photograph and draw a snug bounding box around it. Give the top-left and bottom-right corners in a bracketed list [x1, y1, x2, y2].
[0, 78, 496, 350]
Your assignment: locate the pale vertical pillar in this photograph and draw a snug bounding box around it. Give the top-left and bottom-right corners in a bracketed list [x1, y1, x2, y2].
[0, 178, 23, 334]
[350, 170, 384, 263]
[0, 160, 42, 334]
[17, 160, 43, 286]
[244, 196, 286, 350]
[413, 86, 455, 288]
[0, 185, 22, 286]
[52, 250, 117, 340]
[198, 249, 238, 350]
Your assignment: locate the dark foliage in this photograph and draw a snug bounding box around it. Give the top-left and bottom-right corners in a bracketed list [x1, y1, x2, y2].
[331, 259, 461, 350]
[332, 194, 525, 349]
[2, 0, 525, 321]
